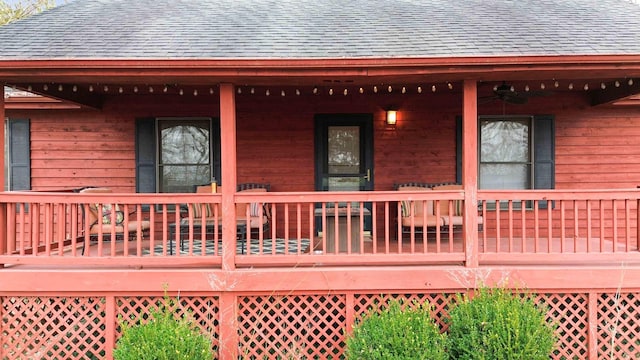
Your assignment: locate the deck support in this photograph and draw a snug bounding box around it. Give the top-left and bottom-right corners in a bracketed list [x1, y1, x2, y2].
[218, 292, 239, 359]
[0, 95, 5, 265]
[0, 94, 4, 192]
[219, 83, 240, 359]
[462, 80, 479, 268]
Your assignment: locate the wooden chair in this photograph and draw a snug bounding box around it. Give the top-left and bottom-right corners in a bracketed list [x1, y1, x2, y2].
[394, 182, 483, 239]
[395, 183, 442, 239]
[79, 187, 151, 243]
[181, 183, 271, 242]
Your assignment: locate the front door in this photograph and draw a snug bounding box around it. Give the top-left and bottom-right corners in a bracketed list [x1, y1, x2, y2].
[314, 114, 374, 230]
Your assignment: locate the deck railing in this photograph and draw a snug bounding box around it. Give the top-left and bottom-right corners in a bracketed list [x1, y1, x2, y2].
[479, 189, 640, 264]
[0, 189, 638, 267]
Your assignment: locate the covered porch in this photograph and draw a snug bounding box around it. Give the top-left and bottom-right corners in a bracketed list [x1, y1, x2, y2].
[2, 0, 640, 356]
[0, 188, 639, 359]
[2, 75, 640, 359]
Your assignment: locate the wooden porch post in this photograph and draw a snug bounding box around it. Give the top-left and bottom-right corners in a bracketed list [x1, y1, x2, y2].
[219, 83, 238, 271]
[0, 94, 6, 262]
[462, 80, 479, 268]
[0, 94, 4, 192]
[218, 83, 239, 360]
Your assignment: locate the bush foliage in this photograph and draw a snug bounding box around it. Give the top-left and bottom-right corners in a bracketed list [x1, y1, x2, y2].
[446, 287, 557, 360]
[113, 296, 214, 360]
[345, 299, 448, 360]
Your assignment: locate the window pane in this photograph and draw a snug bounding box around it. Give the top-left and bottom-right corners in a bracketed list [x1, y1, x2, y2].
[481, 119, 530, 162]
[480, 164, 530, 189]
[160, 165, 210, 193]
[160, 121, 210, 165]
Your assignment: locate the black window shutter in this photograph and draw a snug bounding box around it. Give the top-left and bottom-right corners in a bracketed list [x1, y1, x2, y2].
[135, 118, 156, 193]
[534, 115, 555, 208]
[455, 116, 462, 184]
[211, 119, 221, 186]
[8, 119, 30, 191]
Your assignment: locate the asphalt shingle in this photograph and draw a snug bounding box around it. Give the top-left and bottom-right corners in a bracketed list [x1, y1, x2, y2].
[0, 0, 639, 60]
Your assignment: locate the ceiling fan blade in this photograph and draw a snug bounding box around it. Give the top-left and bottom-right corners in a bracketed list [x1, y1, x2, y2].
[478, 95, 499, 104]
[503, 94, 528, 104]
[523, 90, 553, 97]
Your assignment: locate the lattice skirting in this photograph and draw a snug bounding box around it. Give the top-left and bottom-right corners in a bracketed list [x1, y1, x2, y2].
[1, 291, 639, 359]
[4, 292, 639, 359]
[144, 238, 311, 256]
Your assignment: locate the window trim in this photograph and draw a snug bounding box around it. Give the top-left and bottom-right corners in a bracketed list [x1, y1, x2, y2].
[135, 117, 221, 196]
[156, 117, 215, 193]
[479, 115, 534, 190]
[471, 114, 555, 210]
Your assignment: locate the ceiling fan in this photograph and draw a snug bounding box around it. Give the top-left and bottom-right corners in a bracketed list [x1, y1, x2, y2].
[479, 82, 551, 104]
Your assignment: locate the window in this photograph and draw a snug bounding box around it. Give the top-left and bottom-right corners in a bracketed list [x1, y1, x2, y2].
[455, 115, 554, 208]
[158, 118, 212, 193]
[480, 116, 532, 190]
[455, 115, 554, 191]
[478, 115, 554, 192]
[136, 117, 220, 194]
[462, 114, 555, 209]
[4, 119, 30, 191]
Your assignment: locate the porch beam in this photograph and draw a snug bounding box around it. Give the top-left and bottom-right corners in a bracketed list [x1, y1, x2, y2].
[7, 84, 103, 110]
[590, 79, 640, 106]
[1, 266, 640, 293]
[462, 80, 479, 268]
[0, 57, 638, 87]
[1, 55, 640, 73]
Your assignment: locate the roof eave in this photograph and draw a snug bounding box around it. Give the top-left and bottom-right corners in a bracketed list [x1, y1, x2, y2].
[1, 54, 640, 85]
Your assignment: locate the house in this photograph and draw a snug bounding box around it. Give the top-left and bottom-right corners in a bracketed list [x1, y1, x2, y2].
[1, 0, 640, 358]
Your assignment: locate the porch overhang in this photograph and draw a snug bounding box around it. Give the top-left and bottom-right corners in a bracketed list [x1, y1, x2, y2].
[2, 54, 640, 83]
[2, 55, 640, 109]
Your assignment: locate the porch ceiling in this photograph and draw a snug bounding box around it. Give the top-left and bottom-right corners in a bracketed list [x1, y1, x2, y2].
[5, 75, 640, 110]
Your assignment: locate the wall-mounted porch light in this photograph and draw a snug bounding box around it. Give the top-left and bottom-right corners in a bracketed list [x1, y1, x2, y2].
[386, 109, 397, 126]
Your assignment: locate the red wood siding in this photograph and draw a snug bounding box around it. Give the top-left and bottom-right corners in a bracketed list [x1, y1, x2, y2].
[7, 91, 640, 194]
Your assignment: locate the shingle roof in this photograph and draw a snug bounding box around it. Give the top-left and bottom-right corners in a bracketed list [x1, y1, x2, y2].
[1, 0, 640, 60]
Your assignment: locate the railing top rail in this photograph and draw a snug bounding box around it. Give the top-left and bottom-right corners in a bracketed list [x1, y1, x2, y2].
[0, 191, 223, 205]
[3, 188, 640, 204]
[478, 189, 640, 201]
[236, 190, 465, 203]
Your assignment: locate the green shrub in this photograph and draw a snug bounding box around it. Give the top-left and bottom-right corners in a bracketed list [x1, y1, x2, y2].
[345, 299, 448, 360]
[113, 296, 214, 360]
[447, 287, 556, 360]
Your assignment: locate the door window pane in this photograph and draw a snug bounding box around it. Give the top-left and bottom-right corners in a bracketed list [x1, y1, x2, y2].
[328, 177, 361, 192]
[326, 126, 362, 207]
[328, 126, 360, 175]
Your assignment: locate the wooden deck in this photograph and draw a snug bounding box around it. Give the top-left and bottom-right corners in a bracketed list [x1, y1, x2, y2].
[0, 189, 638, 359]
